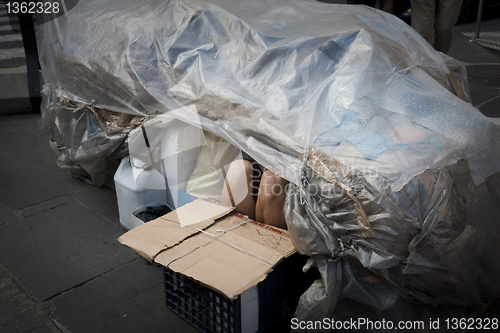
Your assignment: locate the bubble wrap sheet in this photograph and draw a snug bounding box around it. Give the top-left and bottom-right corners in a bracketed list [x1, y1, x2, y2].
[36, 0, 500, 328]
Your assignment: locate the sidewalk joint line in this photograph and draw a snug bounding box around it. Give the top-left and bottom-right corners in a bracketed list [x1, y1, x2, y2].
[475, 93, 500, 109]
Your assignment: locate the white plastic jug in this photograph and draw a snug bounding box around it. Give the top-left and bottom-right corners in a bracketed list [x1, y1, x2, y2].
[114, 157, 168, 230]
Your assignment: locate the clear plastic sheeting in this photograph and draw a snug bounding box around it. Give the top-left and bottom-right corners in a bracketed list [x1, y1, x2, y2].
[36, 0, 500, 329]
[287, 160, 500, 331]
[39, 91, 143, 186]
[36, 0, 494, 190]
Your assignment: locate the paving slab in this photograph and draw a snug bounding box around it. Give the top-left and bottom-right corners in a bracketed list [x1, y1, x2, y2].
[17, 148, 75, 185]
[102, 258, 164, 299]
[450, 20, 500, 64]
[468, 85, 500, 107]
[55, 175, 96, 193]
[0, 201, 17, 226]
[0, 167, 67, 210]
[0, 151, 25, 174]
[50, 277, 166, 333]
[449, 34, 500, 64]
[0, 201, 138, 300]
[0, 123, 52, 160]
[0, 73, 29, 100]
[6, 114, 43, 129]
[20, 195, 72, 218]
[131, 282, 199, 333]
[72, 185, 121, 224]
[477, 95, 500, 118]
[0, 267, 62, 333]
[0, 113, 42, 133]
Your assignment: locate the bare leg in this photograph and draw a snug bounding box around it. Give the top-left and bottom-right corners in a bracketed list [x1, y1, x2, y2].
[221, 159, 256, 220]
[255, 170, 289, 229]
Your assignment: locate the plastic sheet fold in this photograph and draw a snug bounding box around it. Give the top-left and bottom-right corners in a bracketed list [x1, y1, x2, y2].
[39, 90, 143, 186]
[37, 0, 500, 329]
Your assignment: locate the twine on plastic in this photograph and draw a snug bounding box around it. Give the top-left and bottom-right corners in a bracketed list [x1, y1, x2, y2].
[86, 100, 96, 108]
[139, 114, 151, 126]
[331, 236, 359, 257]
[129, 115, 155, 171]
[307, 146, 375, 238]
[164, 217, 275, 268]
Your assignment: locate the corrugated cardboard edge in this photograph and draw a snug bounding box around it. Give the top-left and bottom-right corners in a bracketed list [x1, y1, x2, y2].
[155, 213, 296, 299]
[117, 218, 201, 262]
[185, 266, 270, 300]
[181, 254, 292, 300]
[117, 199, 234, 261]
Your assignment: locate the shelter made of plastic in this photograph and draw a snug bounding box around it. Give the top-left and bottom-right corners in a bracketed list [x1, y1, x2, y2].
[37, 0, 500, 331]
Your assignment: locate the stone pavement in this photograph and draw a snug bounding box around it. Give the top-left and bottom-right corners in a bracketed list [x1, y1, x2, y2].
[449, 18, 500, 118]
[0, 2, 33, 115]
[0, 115, 199, 333]
[1, 11, 500, 333]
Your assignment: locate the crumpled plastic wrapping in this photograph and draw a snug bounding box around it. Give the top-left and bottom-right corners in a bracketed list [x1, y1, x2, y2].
[287, 160, 500, 331]
[38, 92, 143, 186]
[36, 0, 500, 329]
[36, 0, 485, 189]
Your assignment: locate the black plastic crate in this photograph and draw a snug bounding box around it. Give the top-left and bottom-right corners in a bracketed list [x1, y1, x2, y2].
[164, 254, 312, 333]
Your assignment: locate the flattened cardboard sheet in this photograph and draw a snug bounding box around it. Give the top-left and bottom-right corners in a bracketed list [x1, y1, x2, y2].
[118, 199, 296, 299]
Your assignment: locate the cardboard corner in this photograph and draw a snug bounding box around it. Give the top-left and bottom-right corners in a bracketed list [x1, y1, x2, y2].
[118, 199, 234, 261]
